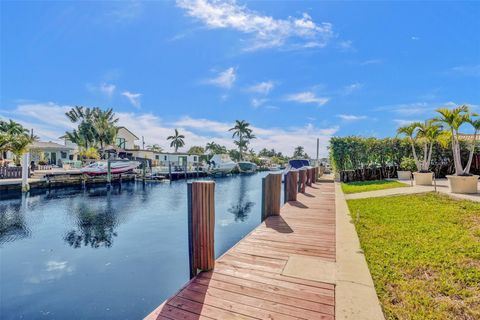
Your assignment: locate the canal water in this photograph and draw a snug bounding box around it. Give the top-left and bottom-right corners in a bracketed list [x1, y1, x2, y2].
[0, 172, 282, 319]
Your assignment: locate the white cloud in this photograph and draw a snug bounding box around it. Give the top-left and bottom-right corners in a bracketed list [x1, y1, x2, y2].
[285, 91, 329, 106]
[337, 114, 368, 122]
[251, 98, 268, 108]
[411, 36, 420, 41]
[121, 91, 142, 108]
[108, 0, 143, 22]
[393, 119, 422, 126]
[3, 102, 337, 157]
[177, 0, 334, 51]
[100, 83, 116, 97]
[359, 59, 383, 66]
[247, 81, 275, 95]
[205, 67, 236, 89]
[449, 64, 480, 77]
[342, 82, 363, 95]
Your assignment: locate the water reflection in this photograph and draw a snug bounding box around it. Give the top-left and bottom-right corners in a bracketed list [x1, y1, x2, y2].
[0, 202, 30, 244]
[228, 201, 254, 222]
[64, 189, 122, 248]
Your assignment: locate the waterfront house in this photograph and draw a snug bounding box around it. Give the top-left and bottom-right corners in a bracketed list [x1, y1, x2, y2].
[29, 141, 74, 166]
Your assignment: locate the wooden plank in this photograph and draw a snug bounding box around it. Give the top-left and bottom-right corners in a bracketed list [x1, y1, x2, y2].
[145, 182, 336, 320]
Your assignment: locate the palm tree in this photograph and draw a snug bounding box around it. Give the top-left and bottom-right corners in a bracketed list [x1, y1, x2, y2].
[414, 121, 443, 172]
[433, 105, 477, 175]
[293, 146, 305, 158]
[229, 120, 255, 161]
[396, 123, 422, 171]
[0, 120, 36, 163]
[92, 108, 119, 150]
[0, 120, 29, 135]
[167, 129, 185, 152]
[146, 144, 163, 152]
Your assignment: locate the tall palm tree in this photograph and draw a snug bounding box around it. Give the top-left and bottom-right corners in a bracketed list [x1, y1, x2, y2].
[167, 129, 185, 152]
[414, 121, 443, 171]
[229, 120, 255, 161]
[433, 105, 475, 175]
[92, 109, 119, 150]
[0, 120, 29, 135]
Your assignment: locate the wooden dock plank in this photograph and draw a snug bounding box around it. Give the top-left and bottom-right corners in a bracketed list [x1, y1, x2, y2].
[145, 182, 336, 320]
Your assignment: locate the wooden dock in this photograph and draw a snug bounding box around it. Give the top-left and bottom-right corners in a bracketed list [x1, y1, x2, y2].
[146, 180, 336, 320]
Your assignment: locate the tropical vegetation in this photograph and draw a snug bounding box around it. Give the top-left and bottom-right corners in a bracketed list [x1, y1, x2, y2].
[0, 119, 37, 164]
[229, 120, 255, 161]
[434, 105, 480, 176]
[167, 129, 185, 152]
[64, 106, 119, 158]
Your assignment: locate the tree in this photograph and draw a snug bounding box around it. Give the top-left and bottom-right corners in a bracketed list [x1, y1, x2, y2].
[167, 129, 185, 152]
[293, 146, 305, 158]
[396, 123, 422, 171]
[205, 141, 227, 155]
[146, 144, 163, 152]
[187, 146, 205, 155]
[0, 120, 36, 164]
[65, 106, 119, 155]
[434, 105, 479, 175]
[229, 120, 255, 161]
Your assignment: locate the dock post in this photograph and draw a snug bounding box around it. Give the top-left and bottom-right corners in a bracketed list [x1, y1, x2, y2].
[187, 181, 215, 279]
[298, 169, 307, 193]
[284, 170, 298, 203]
[168, 161, 172, 182]
[106, 159, 111, 188]
[261, 173, 282, 221]
[307, 168, 313, 186]
[21, 152, 30, 192]
[184, 162, 188, 181]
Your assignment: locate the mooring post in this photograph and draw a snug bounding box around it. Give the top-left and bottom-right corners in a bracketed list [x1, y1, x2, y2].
[261, 173, 282, 221]
[142, 160, 147, 183]
[106, 159, 112, 188]
[307, 168, 313, 186]
[284, 170, 298, 203]
[21, 152, 30, 192]
[298, 169, 307, 193]
[168, 161, 172, 182]
[184, 162, 188, 181]
[187, 181, 215, 279]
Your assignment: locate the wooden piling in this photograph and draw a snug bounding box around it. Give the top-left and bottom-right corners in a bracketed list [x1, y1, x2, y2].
[261, 173, 282, 221]
[284, 170, 298, 202]
[298, 169, 307, 193]
[306, 168, 312, 186]
[187, 181, 215, 279]
[106, 159, 112, 187]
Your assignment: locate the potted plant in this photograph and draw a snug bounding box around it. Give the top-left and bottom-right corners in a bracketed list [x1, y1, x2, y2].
[434, 105, 479, 193]
[398, 157, 416, 180]
[397, 121, 441, 185]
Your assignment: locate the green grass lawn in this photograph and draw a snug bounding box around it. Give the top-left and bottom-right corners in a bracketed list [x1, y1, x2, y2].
[347, 193, 480, 320]
[341, 180, 407, 194]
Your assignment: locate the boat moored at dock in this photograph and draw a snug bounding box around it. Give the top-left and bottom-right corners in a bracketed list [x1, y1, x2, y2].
[237, 161, 257, 173]
[80, 160, 141, 176]
[207, 154, 237, 174]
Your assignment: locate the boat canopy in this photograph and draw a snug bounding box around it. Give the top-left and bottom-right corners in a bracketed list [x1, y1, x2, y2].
[288, 159, 310, 169]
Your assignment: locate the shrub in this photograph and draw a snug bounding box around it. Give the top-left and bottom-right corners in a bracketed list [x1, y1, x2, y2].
[400, 157, 417, 172]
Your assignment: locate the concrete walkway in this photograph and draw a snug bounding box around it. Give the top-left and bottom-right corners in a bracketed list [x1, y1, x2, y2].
[345, 179, 480, 203]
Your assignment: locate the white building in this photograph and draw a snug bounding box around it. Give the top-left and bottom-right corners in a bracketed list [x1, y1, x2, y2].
[29, 141, 74, 166]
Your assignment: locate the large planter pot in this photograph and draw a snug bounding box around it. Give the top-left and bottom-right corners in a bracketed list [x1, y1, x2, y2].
[397, 171, 411, 180]
[413, 172, 433, 186]
[446, 175, 479, 194]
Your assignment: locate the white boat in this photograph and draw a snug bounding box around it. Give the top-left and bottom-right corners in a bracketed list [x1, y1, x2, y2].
[208, 154, 237, 174]
[80, 160, 141, 176]
[238, 161, 257, 173]
[268, 164, 281, 171]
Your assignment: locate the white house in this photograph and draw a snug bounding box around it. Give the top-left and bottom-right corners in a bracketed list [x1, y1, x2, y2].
[29, 141, 74, 166]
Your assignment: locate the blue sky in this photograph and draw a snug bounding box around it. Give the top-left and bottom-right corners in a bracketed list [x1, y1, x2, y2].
[1, 0, 479, 156]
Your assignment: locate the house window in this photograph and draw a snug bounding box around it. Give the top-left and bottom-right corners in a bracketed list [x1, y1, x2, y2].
[194, 156, 197, 162]
[116, 138, 126, 149]
[155, 155, 159, 160]
[164, 156, 167, 161]
[61, 151, 67, 159]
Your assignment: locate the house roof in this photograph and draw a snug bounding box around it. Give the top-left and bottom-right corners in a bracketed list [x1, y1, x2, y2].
[30, 141, 74, 151]
[118, 126, 139, 140]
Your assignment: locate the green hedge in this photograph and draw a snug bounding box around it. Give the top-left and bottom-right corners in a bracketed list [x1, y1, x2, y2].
[329, 136, 477, 178]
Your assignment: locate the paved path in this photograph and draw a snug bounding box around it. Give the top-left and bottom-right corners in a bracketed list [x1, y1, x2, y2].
[345, 179, 480, 202]
[146, 182, 337, 320]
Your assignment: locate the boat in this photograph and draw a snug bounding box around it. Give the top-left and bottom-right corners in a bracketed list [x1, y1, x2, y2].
[80, 160, 141, 176]
[207, 154, 237, 174]
[285, 159, 311, 172]
[238, 161, 257, 173]
[267, 164, 281, 171]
